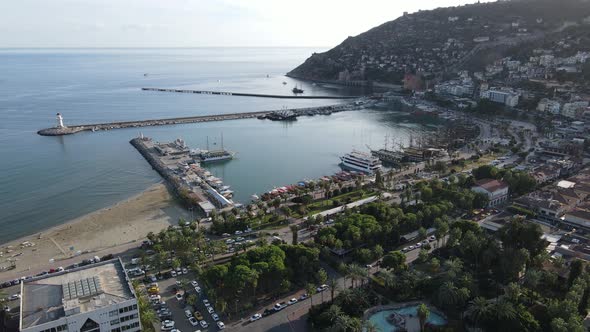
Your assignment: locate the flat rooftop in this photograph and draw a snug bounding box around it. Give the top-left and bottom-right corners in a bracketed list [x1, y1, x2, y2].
[20, 259, 134, 330]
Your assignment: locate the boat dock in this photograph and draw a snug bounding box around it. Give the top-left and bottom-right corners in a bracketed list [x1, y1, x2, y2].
[37, 102, 362, 136]
[130, 136, 235, 216]
[141, 87, 361, 99]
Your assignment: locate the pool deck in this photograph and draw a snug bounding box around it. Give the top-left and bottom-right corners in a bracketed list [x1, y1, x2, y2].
[364, 301, 448, 332]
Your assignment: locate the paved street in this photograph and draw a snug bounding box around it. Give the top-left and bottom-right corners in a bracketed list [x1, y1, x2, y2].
[229, 264, 346, 332]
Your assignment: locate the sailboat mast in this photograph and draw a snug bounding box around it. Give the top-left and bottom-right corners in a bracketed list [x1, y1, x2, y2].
[221, 133, 224, 151]
[206, 136, 209, 151]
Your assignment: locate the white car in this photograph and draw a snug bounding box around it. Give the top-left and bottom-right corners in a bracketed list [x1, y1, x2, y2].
[175, 293, 183, 301]
[415, 242, 422, 248]
[185, 309, 193, 318]
[217, 322, 225, 330]
[171, 270, 177, 277]
[182, 268, 188, 274]
[190, 280, 199, 287]
[211, 313, 220, 321]
[161, 320, 175, 331]
[188, 317, 199, 327]
[316, 284, 328, 292]
[235, 230, 243, 235]
[207, 306, 215, 314]
[250, 313, 262, 322]
[199, 320, 208, 329]
[8, 294, 21, 301]
[203, 299, 210, 306]
[195, 286, 202, 293]
[288, 298, 298, 305]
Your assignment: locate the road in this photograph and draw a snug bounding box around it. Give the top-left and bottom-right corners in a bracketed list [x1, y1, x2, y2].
[229, 264, 346, 332]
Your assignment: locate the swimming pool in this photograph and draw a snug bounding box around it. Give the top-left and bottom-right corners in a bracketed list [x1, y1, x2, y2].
[368, 305, 447, 332]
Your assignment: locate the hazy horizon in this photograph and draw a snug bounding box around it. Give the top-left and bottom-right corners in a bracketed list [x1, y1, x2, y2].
[1, 0, 492, 49]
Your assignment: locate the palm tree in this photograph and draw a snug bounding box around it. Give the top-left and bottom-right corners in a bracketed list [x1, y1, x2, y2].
[328, 278, 338, 302]
[417, 303, 430, 332]
[465, 297, 491, 327]
[317, 269, 328, 302]
[493, 298, 516, 322]
[325, 305, 344, 323]
[364, 321, 379, 332]
[306, 283, 317, 307]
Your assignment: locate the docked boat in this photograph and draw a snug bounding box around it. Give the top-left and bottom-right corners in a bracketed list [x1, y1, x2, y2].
[339, 151, 382, 174]
[292, 85, 304, 94]
[190, 134, 235, 163]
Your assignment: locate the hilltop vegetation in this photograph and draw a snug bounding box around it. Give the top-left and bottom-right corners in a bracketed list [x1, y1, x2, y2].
[288, 0, 590, 83]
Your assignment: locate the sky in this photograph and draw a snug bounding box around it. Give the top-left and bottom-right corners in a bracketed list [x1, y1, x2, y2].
[0, 0, 491, 48]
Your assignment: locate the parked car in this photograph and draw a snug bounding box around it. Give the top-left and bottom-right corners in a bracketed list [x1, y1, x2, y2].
[199, 320, 208, 328]
[316, 284, 328, 292]
[262, 308, 275, 316]
[235, 230, 243, 235]
[211, 313, 220, 321]
[188, 317, 199, 327]
[8, 294, 21, 301]
[195, 286, 202, 293]
[171, 270, 177, 277]
[299, 293, 308, 301]
[250, 313, 262, 322]
[288, 298, 298, 305]
[190, 280, 199, 287]
[207, 306, 215, 314]
[184, 309, 193, 318]
[161, 320, 175, 331]
[273, 302, 287, 311]
[217, 322, 225, 330]
[202, 299, 210, 306]
[194, 311, 204, 321]
[175, 292, 183, 301]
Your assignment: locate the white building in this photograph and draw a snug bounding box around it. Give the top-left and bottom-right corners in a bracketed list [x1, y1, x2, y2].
[562, 101, 589, 119]
[472, 179, 509, 207]
[20, 259, 140, 332]
[480, 89, 520, 107]
[537, 98, 561, 115]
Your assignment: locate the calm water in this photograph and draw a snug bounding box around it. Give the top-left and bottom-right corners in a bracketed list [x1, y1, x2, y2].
[0, 48, 429, 244]
[369, 306, 447, 331]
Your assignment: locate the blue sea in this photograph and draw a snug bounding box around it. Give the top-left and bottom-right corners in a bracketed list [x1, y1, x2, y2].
[0, 48, 429, 244]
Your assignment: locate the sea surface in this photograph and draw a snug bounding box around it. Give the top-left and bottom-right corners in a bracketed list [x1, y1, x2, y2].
[0, 48, 431, 244]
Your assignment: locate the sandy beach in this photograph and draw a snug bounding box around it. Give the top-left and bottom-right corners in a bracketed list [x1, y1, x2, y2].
[0, 183, 188, 281]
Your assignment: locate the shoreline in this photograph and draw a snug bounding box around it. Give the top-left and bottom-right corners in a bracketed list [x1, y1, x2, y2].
[0, 183, 189, 280]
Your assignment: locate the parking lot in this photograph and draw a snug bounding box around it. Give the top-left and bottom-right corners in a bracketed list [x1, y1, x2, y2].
[135, 266, 226, 332]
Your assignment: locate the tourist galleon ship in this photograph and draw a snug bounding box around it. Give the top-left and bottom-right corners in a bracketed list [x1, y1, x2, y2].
[340, 150, 382, 174]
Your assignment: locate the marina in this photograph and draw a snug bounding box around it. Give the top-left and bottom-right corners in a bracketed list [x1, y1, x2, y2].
[130, 136, 237, 216]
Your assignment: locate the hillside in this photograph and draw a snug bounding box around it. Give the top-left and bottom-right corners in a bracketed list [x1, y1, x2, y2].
[288, 0, 590, 84]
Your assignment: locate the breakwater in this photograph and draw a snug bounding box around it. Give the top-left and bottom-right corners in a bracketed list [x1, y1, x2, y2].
[141, 87, 360, 99]
[38, 102, 360, 136]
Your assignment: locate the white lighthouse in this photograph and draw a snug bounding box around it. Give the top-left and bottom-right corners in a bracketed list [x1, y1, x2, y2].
[56, 113, 65, 128]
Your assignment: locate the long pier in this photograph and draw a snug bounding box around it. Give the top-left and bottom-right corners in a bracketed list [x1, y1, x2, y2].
[37, 103, 357, 136]
[141, 87, 360, 99]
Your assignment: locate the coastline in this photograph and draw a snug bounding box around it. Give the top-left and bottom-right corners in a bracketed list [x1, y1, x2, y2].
[0, 183, 188, 280]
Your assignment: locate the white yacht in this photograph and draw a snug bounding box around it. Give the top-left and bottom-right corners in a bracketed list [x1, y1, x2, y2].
[339, 151, 382, 174]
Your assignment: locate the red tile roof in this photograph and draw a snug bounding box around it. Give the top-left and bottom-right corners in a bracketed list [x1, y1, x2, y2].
[474, 179, 509, 193]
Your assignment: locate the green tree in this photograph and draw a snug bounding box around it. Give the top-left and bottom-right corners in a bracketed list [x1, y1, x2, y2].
[465, 296, 492, 328]
[417, 303, 430, 332]
[318, 268, 328, 302]
[328, 278, 338, 302]
[381, 251, 407, 271]
[306, 283, 317, 307]
[290, 225, 299, 245]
